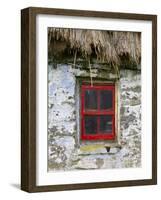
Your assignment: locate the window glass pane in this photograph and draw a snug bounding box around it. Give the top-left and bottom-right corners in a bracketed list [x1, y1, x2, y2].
[100, 90, 113, 110]
[84, 116, 97, 134]
[99, 115, 112, 133]
[85, 90, 97, 110]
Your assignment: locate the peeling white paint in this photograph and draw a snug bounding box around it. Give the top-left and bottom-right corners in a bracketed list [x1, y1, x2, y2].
[48, 64, 141, 171]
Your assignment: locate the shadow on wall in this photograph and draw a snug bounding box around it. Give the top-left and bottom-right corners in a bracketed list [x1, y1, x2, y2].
[10, 183, 20, 190]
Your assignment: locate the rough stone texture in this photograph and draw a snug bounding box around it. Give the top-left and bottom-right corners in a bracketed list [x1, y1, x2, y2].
[48, 64, 141, 171]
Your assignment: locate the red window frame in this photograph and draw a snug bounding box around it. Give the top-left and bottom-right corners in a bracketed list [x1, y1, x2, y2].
[81, 83, 115, 140]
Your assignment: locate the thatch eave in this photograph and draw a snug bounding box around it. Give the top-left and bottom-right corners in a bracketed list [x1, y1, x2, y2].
[48, 28, 141, 69]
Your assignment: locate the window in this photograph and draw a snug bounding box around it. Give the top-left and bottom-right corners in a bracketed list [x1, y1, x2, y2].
[81, 84, 115, 140]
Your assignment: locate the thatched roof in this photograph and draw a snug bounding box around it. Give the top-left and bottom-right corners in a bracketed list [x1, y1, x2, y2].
[48, 28, 141, 67]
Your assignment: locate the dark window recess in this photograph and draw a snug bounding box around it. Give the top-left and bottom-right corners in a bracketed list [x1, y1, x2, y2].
[81, 84, 115, 140]
[99, 115, 112, 133]
[85, 90, 97, 110]
[85, 116, 97, 135]
[100, 90, 112, 110]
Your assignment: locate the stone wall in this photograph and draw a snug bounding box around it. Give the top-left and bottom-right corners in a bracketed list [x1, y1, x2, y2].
[48, 64, 141, 171]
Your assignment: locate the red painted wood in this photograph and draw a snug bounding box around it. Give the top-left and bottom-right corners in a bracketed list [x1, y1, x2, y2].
[81, 83, 115, 141]
[82, 111, 114, 115]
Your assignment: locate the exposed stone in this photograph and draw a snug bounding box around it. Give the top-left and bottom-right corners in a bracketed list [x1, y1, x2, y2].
[48, 65, 141, 171]
[48, 136, 75, 171]
[96, 158, 104, 168]
[109, 147, 120, 154]
[73, 156, 98, 169]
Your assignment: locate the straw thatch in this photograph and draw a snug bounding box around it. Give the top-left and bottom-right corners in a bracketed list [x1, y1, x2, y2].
[48, 28, 141, 67]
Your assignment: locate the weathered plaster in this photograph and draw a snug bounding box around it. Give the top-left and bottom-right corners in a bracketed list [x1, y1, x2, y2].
[48, 64, 141, 171]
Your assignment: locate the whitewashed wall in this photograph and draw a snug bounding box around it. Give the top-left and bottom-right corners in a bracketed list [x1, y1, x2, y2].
[48, 64, 141, 171]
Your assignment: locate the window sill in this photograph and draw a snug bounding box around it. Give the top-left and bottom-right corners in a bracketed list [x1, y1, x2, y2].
[78, 143, 122, 155]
